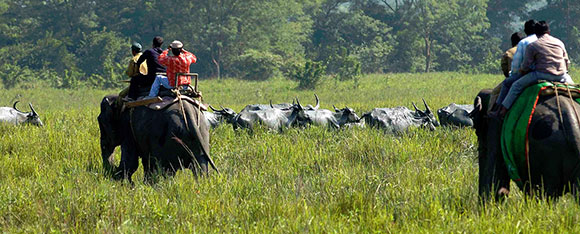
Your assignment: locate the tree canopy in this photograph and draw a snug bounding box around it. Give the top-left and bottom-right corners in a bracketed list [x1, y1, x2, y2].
[0, 0, 575, 88]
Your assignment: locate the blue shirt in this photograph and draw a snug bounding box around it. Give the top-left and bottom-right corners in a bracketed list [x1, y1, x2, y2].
[510, 34, 537, 75]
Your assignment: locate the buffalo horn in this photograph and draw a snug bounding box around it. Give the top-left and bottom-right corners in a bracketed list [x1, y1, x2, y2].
[296, 96, 304, 110]
[314, 94, 320, 110]
[333, 105, 340, 112]
[412, 102, 421, 112]
[422, 98, 432, 113]
[29, 103, 38, 116]
[13, 101, 21, 112]
[270, 100, 274, 108]
[209, 105, 219, 112]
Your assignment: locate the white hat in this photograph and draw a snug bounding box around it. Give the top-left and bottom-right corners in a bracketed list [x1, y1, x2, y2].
[170, 40, 183, 49]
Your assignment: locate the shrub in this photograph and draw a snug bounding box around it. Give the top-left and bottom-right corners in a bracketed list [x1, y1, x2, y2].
[336, 55, 361, 81]
[232, 49, 283, 81]
[288, 60, 326, 90]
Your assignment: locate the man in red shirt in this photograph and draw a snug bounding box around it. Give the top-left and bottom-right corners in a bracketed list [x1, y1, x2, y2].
[148, 40, 197, 97]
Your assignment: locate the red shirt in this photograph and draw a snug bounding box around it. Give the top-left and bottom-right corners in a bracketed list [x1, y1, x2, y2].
[158, 49, 197, 87]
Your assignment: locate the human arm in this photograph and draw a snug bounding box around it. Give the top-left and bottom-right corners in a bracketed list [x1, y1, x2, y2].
[181, 49, 197, 65]
[136, 50, 149, 66]
[157, 49, 170, 66]
[501, 52, 511, 78]
[563, 46, 570, 71]
[519, 46, 535, 75]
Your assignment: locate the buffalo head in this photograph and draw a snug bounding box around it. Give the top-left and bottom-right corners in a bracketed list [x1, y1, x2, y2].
[411, 98, 439, 130]
[13, 101, 43, 127]
[333, 105, 361, 125]
[209, 105, 238, 124]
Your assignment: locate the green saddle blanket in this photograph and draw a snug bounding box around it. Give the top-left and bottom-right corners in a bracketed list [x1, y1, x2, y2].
[501, 82, 580, 188]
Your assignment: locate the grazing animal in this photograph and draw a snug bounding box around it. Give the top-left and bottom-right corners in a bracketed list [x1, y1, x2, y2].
[361, 99, 439, 133]
[233, 103, 313, 132]
[239, 94, 319, 112]
[240, 100, 295, 112]
[472, 87, 580, 201]
[98, 95, 217, 182]
[303, 105, 361, 129]
[437, 103, 474, 127]
[203, 105, 237, 129]
[0, 101, 43, 126]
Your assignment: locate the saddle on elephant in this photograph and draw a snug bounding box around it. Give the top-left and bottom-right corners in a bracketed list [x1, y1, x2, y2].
[501, 81, 580, 188]
[124, 73, 207, 111]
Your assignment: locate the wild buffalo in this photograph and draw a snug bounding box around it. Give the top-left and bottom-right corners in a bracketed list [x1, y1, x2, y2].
[361, 99, 439, 133]
[98, 95, 218, 182]
[204, 105, 237, 129]
[437, 103, 474, 127]
[0, 101, 43, 126]
[240, 100, 295, 112]
[239, 95, 319, 112]
[233, 95, 320, 131]
[473, 85, 580, 201]
[303, 105, 361, 129]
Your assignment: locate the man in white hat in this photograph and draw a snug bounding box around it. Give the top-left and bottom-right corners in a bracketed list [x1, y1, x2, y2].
[148, 40, 197, 97]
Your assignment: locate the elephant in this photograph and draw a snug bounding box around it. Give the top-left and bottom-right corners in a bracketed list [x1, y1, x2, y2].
[472, 87, 580, 201]
[98, 95, 218, 183]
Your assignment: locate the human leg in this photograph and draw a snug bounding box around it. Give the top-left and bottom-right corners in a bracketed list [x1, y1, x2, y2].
[496, 73, 521, 105]
[535, 72, 574, 84]
[501, 72, 538, 109]
[148, 75, 172, 97]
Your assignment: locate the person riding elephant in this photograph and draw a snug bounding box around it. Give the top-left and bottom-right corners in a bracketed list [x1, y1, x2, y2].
[147, 40, 197, 97]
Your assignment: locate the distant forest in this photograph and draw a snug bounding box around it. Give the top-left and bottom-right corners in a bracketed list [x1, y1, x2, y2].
[0, 0, 578, 88]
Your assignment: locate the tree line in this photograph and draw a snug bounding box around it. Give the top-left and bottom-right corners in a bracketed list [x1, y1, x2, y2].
[0, 0, 578, 89]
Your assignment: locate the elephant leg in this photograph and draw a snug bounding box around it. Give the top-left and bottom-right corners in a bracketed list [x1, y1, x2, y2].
[101, 146, 117, 176]
[114, 139, 139, 183]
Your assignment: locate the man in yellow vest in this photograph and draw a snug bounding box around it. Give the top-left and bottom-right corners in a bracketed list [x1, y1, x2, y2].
[126, 42, 148, 78]
[119, 43, 148, 101]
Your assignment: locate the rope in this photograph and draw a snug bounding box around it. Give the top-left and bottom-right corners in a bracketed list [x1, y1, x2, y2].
[175, 90, 190, 132]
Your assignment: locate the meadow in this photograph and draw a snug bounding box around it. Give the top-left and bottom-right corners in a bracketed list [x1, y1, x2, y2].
[2, 72, 580, 232]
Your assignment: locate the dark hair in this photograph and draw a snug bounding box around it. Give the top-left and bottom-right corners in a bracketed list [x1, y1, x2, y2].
[534, 21, 550, 36]
[524, 20, 537, 35]
[171, 48, 181, 56]
[153, 36, 164, 48]
[510, 32, 525, 47]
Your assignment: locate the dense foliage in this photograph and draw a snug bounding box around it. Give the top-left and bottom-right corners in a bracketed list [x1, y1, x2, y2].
[0, 0, 578, 88]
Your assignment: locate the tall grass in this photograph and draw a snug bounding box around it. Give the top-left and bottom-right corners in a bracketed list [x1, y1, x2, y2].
[1, 72, 580, 232]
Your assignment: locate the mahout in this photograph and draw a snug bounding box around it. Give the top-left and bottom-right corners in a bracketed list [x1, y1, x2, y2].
[437, 103, 474, 127]
[361, 99, 439, 133]
[0, 101, 43, 126]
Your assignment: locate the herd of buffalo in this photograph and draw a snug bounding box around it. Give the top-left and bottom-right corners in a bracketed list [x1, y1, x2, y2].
[203, 94, 474, 132]
[0, 95, 475, 131]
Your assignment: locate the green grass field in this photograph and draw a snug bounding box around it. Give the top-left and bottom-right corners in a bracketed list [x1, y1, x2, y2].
[2, 72, 580, 232]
